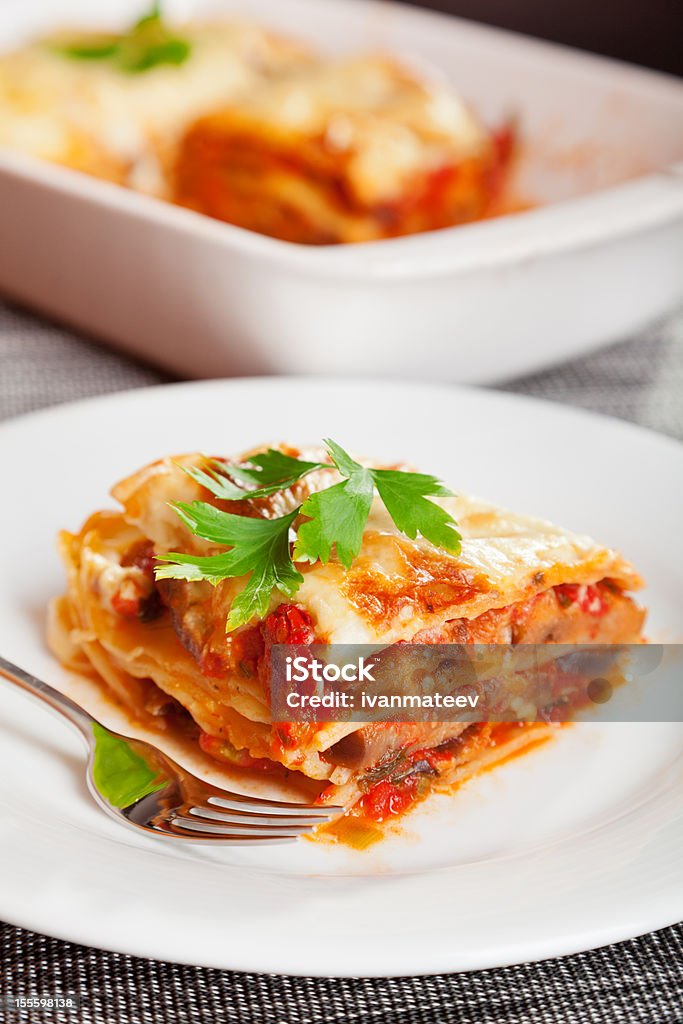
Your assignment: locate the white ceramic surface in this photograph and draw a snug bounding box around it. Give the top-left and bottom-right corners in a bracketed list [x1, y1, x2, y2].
[0, 0, 682, 383]
[0, 378, 681, 975]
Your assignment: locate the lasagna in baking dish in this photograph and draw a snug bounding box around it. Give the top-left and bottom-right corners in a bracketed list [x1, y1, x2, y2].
[0, 18, 310, 196]
[49, 443, 645, 844]
[173, 56, 514, 244]
[0, 7, 516, 243]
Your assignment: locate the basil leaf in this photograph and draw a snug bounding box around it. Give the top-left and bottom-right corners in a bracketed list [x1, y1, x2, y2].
[91, 723, 165, 808]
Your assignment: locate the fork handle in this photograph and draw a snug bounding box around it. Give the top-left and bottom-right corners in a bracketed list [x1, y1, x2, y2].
[0, 655, 95, 740]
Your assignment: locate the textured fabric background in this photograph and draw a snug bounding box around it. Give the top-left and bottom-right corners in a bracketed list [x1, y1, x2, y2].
[1, 301, 682, 1023]
[2, 921, 683, 1024]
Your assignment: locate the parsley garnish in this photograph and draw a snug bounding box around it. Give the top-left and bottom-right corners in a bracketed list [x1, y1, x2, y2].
[155, 506, 302, 632]
[293, 440, 460, 568]
[182, 450, 326, 502]
[54, 3, 191, 73]
[155, 441, 461, 631]
[57, 39, 120, 60]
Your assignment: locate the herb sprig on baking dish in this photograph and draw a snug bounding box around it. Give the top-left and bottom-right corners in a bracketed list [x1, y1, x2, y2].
[54, 3, 191, 73]
[154, 441, 461, 631]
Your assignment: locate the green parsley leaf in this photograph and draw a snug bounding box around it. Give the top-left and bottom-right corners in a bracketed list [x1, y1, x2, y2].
[181, 463, 248, 502]
[55, 38, 120, 60]
[372, 469, 461, 552]
[154, 504, 302, 631]
[227, 547, 301, 632]
[294, 440, 461, 567]
[117, 36, 190, 73]
[324, 438, 362, 479]
[134, 2, 163, 29]
[228, 449, 326, 489]
[294, 474, 374, 569]
[54, 3, 191, 73]
[183, 450, 326, 502]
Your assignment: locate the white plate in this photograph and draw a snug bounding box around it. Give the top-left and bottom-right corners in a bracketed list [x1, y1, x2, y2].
[1, 0, 682, 383]
[0, 378, 681, 976]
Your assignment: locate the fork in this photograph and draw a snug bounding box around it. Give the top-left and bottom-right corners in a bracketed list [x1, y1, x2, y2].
[0, 655, 342, 844]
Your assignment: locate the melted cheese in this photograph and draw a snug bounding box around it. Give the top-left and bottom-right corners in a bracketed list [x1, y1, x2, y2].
[298, 494, 640, 642]
[111, 449, 642, 647]
[0, 22, 310, 191]
[192, 55, 487, 205]
[0, 23, 486, 207]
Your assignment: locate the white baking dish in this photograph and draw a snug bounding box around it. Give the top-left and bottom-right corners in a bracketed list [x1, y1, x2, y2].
[1, 0, 682, 383]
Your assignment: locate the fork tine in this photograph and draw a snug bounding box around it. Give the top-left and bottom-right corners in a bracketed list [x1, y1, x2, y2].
[189, 805, 334, 827]
[172, 815, 312, 838]
[207, 794, 344, 817]
[156, 819, 299, 844]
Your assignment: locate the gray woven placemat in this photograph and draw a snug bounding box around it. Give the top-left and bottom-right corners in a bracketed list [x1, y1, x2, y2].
[1, 300, 682, 1024]
[2, 920, 682, 1024]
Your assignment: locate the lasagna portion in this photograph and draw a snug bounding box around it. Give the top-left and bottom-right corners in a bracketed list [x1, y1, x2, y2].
[49, 447, 645, 844]
[0, 11, 516, 243]
[173, 56, 515, 244]
[0, 21, 311, 195]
